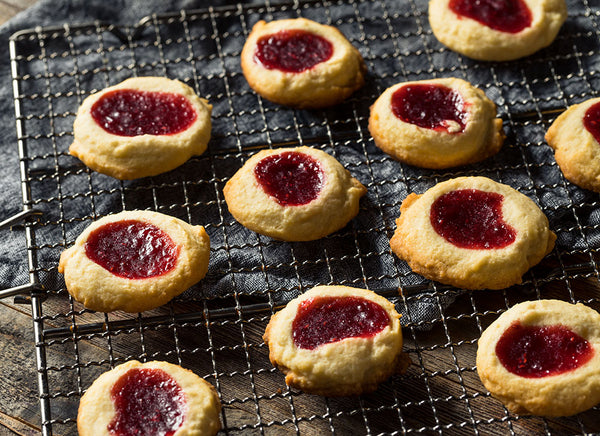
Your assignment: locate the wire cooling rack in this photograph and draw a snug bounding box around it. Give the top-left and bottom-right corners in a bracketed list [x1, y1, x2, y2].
[7, 0, 600, 434]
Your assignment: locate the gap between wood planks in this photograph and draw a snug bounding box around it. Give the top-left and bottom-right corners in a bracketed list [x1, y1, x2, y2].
[0, 410, 40, 436]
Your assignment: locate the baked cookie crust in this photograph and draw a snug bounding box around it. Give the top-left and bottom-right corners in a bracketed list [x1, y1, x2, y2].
[263, 285, 407, 396]
[70, 76, 212, 180]
[368, 78, 504, 169]
[545, 97, 600, 192]
[428, 0, 567, 61]
[476, 299, 600, 416]
[77, 360, 221, 436]
[241, 18, 366, 108]
[390, 177, 556, 290]
[223, 146, 366, 241]
[58, 210, 210, 313]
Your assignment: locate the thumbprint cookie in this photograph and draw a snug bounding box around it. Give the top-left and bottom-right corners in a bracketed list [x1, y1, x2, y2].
[70, 76, 212, 180]
[263, 285, 408, 396]
[77, 360, 221, 436]
[477, 299, 600, 416]
[368, 78, 504, 169]
[58, 210, 210, 313]
[545, 97, 600, 192]
[390, 177, 556, 290]
[241, 18, 366, 108]
[428, 0, 567, 61]
[223, 146, 366, 241]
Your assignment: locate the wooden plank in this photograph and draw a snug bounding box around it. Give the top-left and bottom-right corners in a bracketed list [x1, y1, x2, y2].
[0, 2, 19, 26]
[0, 0, 38, 26]
[0, 302, 41, 433]
[0, 411, 39, 436]
[1, 0, 37, 8]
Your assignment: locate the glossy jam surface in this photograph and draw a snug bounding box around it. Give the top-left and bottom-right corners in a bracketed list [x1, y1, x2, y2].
[85, 220, 179, 279]
[430, 189, 516, 249]
[391, 84, 467, 133]
[496, 322, 594, 378]
[91, 89, 197, 137]
[254, 29, 334, 73]
[584, 102, 600, 144]
[108, 367, 186, 436]
[292, 296, 390, 350]
[254, 151, 324, 206]
[449, 0, 532, 34]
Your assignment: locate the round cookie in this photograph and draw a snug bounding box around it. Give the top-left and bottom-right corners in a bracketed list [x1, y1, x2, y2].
[428, 0, 567, 61]
[368, 78, 504, 169]
[78, 360, 221, 436]
[545, 97, 600, 192]
[58, 210, 210, 313]
[241, 18, 366, 108]
[223, 146, 366, 241]
[263, 285, 408, 396]
[477, 299, 600, 416]
[70, 76, 212, 180]
[390, 177, 556, 290]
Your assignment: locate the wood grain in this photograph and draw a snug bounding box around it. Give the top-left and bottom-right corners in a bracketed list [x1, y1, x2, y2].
[0, 0, 38, 26]
[0, 302, 41, 436]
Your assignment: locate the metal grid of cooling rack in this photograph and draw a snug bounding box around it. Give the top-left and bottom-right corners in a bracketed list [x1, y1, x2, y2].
[7, 0, 600, 434]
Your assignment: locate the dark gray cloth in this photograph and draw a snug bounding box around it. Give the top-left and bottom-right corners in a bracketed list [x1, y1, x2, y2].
[0, 0, 449, 327]
[0, 0, 245, 289]
[2, 0, 595, 329]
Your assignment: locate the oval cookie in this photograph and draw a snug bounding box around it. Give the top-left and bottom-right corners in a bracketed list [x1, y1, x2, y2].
[58, 210, 210, 312]
[263, 285, 407, 396]
[223, 146, 366, 241]
[429, 0, 567, 61]
[78, 360, 221, 436]
[477, 299, 600, 416]
[241, 18, 366, 108]
[70, 76, 212, 180]
[390, 177, 555, 289]
[369, 78, 504, 169]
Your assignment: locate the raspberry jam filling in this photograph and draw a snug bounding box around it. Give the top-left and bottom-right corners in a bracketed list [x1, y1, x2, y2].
[495, 322, 594, 378]
[430, 189, 516, 249]
[91, 89, 197, 137]
[391, 84, 467, 133]
[449, 0, 532, 34]
[108, 367, 187, 436]
[254, 151, 324, 206]
[292, 296, 390, 350]
[85, 220, 179, 280]
[254, 29, 334, 73]
[584, 101, 600, 144]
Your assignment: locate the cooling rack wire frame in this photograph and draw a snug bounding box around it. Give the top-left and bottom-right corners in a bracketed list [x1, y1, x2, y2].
[6, 0, 600, 434]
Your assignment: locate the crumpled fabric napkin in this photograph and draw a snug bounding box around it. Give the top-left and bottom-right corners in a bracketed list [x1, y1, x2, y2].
[0, 0, 246, 289]
[1, 0, 593, 330]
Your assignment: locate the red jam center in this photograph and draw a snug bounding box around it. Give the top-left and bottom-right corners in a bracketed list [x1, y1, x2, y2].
[430, 189, 516, 249]
[391, 84, 467, 133]
[85, 220, 179, 280]
[108, 367, 187, 436]
[254, 29, 334, 73]
[583, 102, 600, 144]
[292, 296, 390, 350]
[449, 0, 532, 34]
[254, 151, 324, 206]
[91, 89, 197, 137]
[495, 322, 594, 378]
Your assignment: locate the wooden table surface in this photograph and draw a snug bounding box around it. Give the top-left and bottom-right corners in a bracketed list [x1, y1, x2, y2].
[0, 0, 37, 26]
